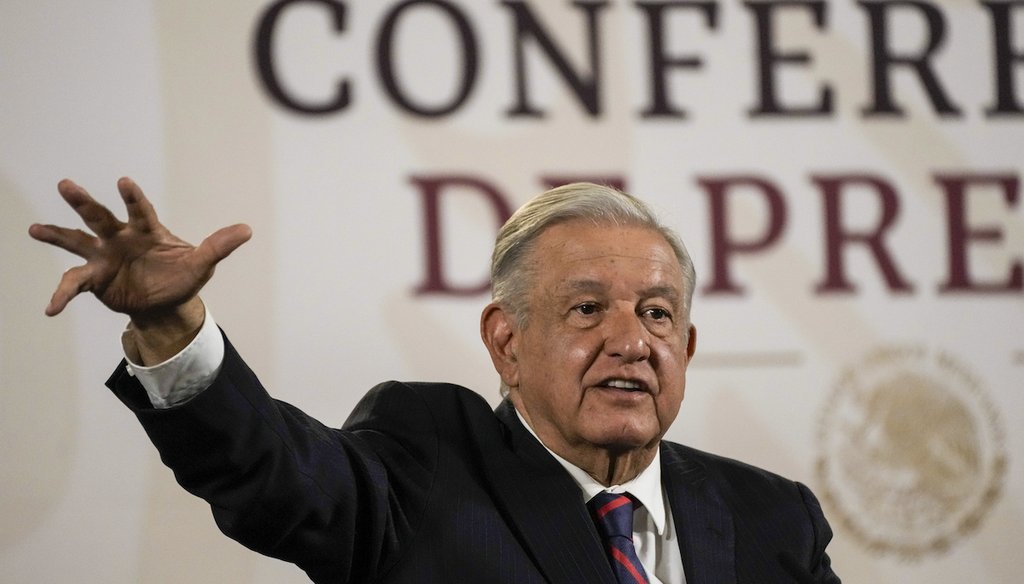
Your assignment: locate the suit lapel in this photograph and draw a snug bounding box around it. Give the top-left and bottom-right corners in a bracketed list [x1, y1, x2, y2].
[472, 401, 737, 583]
[661, 443, 736, 584]
[472, 400, 616, 584]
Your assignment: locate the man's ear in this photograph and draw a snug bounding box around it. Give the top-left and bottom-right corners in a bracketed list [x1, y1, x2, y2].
[480, 302, 520, 388]
[686, 324, 698, 360]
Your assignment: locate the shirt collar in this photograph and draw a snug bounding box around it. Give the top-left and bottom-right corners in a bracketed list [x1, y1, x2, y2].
[514, 409, 668, 535]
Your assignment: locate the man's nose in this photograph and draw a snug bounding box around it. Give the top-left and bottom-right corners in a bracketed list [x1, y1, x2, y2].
[602, 310, 651, 362]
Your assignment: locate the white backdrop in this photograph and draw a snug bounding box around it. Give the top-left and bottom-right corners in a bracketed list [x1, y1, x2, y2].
[2, 1, 1022, 582]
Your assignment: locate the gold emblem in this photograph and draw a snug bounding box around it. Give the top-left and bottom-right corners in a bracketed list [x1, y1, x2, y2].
[816, 346, 1006, 559]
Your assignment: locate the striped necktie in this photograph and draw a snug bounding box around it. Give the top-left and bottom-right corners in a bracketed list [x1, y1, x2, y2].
[587, 492, 650, 584]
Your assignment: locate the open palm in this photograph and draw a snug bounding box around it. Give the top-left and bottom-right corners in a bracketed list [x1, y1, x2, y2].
[30, 177, 251, 318]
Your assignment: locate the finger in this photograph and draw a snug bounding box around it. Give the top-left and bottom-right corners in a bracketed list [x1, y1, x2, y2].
[45, 265, 95, 316]
[196, 223, 253, 265]
[117, 177, 161, 232]
[57, 179, 124, 239]
[28, 223, 99, 259]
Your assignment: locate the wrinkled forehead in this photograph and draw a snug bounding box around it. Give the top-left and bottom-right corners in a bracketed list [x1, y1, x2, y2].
[531, 221, 685, 288]
[535, 219, 677, 257]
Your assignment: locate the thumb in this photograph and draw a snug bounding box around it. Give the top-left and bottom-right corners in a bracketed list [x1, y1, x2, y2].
[197, 223, 253, 265]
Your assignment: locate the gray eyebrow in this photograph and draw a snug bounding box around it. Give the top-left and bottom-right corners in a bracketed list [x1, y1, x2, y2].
[564, 279, 605, 293]
[642, 285, 682, 306]
[563, 280, 683, 306]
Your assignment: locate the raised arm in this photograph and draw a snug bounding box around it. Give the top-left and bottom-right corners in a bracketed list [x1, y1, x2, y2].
[29, 177, 251, 363]
[31, 178, 438, 583]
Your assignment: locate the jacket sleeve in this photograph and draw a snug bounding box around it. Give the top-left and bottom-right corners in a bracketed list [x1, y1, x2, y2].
[794, 482, 841, 584]
[106, 332, 437, 584]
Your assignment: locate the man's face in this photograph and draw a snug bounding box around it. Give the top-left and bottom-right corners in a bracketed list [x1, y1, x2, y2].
[500, 220, 696, 462]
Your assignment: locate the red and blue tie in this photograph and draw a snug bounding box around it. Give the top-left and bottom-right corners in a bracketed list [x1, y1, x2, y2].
[588, 492, 650, 584]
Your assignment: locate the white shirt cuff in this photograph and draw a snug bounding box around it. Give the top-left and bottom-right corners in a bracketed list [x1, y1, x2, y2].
[120, 306, 224, 409]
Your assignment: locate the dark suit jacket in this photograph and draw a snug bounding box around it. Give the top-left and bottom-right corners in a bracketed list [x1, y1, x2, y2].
[108, 334, 839, 584]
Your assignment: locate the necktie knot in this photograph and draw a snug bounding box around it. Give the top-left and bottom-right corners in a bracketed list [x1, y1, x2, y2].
[588, 492, 649, 584]
[588, 492, 636, 540]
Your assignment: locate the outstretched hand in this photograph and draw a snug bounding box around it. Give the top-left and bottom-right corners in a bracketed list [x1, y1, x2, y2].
[29, 178, 251, 320]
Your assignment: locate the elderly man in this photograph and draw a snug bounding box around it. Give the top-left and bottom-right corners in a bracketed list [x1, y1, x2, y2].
[30, 178, 839, 583]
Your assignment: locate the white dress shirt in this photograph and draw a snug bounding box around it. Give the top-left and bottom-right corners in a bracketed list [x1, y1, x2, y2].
[120, 306, 224, 409]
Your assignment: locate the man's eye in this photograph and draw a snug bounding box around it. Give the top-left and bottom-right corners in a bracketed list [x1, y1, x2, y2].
[574, 303, 599, 315]
[644, 308, 671, 321]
